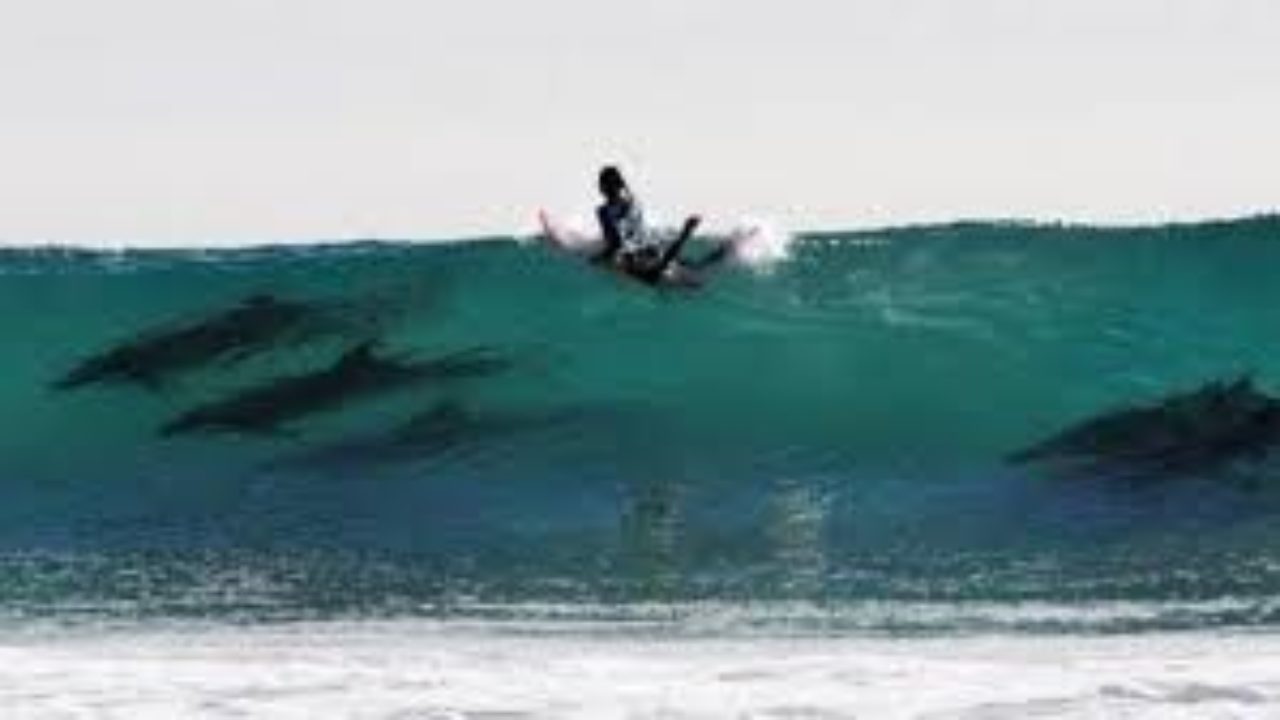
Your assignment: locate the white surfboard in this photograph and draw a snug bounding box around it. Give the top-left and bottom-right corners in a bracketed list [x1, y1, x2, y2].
[537, 210, 599, 256]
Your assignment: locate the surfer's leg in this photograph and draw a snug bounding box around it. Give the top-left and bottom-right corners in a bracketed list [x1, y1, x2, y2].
[653, 215, 702, 274]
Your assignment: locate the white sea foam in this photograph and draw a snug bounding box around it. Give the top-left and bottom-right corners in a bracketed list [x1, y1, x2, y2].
[2, 620, 1280, 719]
[727, 217, 795, 272]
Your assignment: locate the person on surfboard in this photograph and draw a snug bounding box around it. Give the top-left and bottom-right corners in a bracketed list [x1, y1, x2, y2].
[592, 166, 715, 284]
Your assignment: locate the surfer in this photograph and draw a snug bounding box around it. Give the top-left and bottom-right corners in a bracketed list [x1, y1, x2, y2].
[592, 166, 708, 284]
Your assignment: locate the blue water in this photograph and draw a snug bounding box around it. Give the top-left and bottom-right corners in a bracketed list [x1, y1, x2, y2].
[4, 217, 1280, 632]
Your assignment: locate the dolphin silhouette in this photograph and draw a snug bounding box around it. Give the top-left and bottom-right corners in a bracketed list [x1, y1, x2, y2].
[160, 343, 511, 437]
[264, 399, 599, 473]
[1008, 376, 1280, 478]
[53, 294, 339, 391]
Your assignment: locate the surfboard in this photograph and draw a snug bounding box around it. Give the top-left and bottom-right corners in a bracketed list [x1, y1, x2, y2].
[537, 210, 600, 257]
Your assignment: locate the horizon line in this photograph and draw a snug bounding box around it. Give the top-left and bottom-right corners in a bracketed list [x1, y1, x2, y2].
[1, 210, 1277, 251]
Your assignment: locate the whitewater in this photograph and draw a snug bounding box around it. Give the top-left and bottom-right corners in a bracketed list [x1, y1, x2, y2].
[4, 215, 1280, 716]
[5, 620, 1280, 718]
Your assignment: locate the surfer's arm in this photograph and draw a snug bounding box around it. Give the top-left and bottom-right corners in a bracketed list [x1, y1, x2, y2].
[592, 206, 621, 263]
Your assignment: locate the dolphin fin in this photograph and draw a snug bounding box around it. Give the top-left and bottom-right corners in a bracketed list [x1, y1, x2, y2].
[338, 341, 380, 368]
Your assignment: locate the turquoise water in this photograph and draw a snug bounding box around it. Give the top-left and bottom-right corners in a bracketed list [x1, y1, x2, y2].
[3, 217, 1280, 631]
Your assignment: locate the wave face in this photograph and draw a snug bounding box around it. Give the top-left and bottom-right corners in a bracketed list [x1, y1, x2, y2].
[4, 217, 1280, 631]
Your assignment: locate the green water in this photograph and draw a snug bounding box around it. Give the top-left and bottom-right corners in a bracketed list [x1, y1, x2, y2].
[2, 218, 1280, 629]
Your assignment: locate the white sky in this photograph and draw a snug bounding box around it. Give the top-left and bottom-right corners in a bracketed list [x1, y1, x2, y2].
[0, 0, 1277, 245]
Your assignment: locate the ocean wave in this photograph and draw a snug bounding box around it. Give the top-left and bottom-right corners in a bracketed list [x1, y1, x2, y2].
[3, 215, 1280, 623]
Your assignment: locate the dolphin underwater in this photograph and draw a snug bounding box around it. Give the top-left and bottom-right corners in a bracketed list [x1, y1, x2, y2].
[266, 400, 599, 473]
[53, 294, 341, 391]
[1008, 376, 1280, 479]
[160, 343, 512, 437]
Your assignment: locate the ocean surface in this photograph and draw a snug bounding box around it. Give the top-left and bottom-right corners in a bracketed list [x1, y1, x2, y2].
[4, 216, 1280, 717]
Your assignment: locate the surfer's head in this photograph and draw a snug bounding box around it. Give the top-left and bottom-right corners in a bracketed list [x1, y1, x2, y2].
[598, 165, 628, 200]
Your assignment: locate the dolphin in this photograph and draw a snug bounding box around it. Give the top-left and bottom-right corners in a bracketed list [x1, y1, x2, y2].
[53, 294, 342, 391]
[1008, 376, 1280, 478]
[160, 343, 511, 437]
[264, 400, 601, 473]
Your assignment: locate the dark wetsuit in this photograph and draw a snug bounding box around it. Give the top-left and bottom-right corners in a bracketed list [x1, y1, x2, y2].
[597, 196, 716, 286]
[597, 198, 659, 263]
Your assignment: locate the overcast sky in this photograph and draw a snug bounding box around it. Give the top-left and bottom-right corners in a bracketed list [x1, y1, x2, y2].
[0, 0, 1277, 245]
